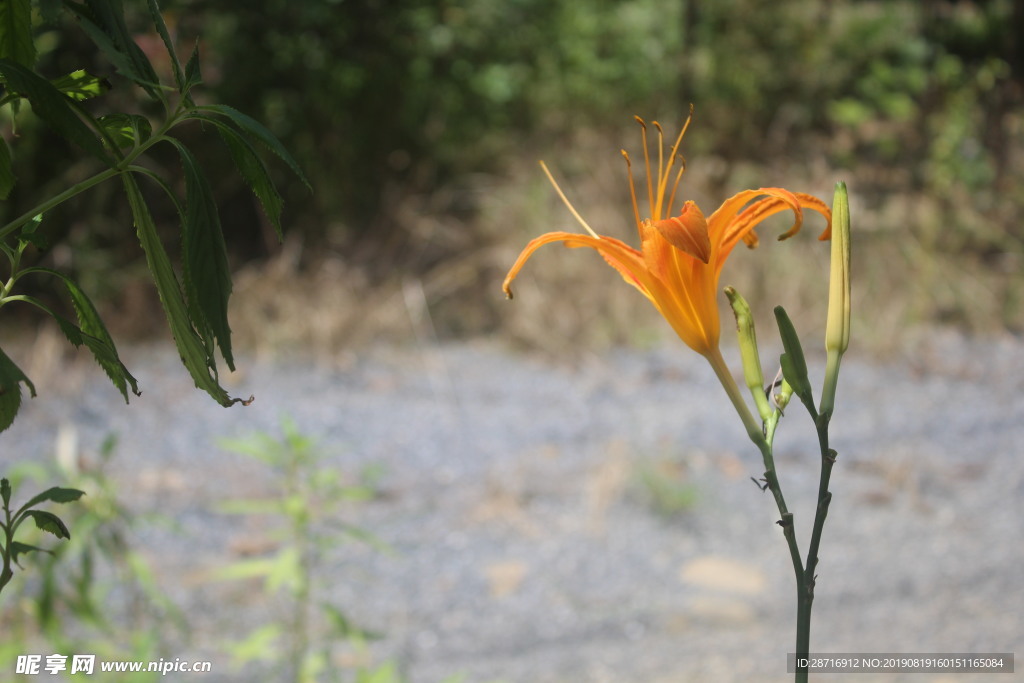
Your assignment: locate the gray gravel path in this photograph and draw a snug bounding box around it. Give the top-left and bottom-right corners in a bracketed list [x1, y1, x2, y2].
[5, 330, 1023, 682]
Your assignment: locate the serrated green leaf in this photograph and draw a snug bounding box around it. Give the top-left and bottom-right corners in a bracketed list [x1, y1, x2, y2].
[202, 116, 284, 239]
[24, 509, 71, 539]
[146, 0, 185, 94]
[97, 112, 151, 149]
[0, 345, 35, 433]
[171, 141, 235, 370]
[17, 279, 140, 402]
[20, 486, 86, 512]
[0, 0, 35, 68]
[0, 59, 113, 165]
[197, 104, 311, 190]
[183, 42, 201, 95]
[10, 541, 53, 564]
[64, 0, 163, 100]
[0, 136, 13, 200]
[50, 69, 111, 101]
[123, 173, 248, 407]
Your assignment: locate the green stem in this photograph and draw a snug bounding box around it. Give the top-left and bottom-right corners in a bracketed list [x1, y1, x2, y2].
[0, 168, 122, 243]
[707, 347, 808, 679]
[0, 500, 14, 596]
[0, 100, 189, 244]
[705, 346, 764, 447]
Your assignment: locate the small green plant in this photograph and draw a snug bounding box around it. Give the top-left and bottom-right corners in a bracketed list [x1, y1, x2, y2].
[633, 458, 700, 518]
[0, 434, 185, 682]
[0, 477, 83, 595]
[213, 418, 390, 682]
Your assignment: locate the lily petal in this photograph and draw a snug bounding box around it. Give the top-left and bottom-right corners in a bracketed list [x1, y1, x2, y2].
[651, 200, 712, 263]
[502, 231, 655, 302]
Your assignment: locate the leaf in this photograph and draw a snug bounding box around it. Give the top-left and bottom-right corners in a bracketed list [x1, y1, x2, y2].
[49, 69, 111, 101]
[171, 141, 235, 370]
[20, 486, 86, 512]
[183, 42, 202, 95]
[122, 173, 248, 407]
[194, 114, 284, 239]
[197, 104, 311, 190]
[97, 113, 151, 148]
[10, 541, 53, 564]
[227, 623, 281, 665]
[0, 0, 35, 68]
[18, 279, 140, 402]
[0, 59, 113, 165]
[64, 0, 163, 100]
[24, 509, 71, 540]
[265, 546, 300, 594]
[0, 345, 35, 433]
[322, 603, 383, 641]
[774, 306, 813, 406]
[146, 0, 186, 96]
[208, 557, 279, 582]
[0, 136, 13, 200]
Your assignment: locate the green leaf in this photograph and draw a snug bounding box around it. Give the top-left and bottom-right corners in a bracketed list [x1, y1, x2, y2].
[17, 279, 140, 402]
[20, 486, 86, 512]
[197, 104, 311, 190]
[50, 69, 111, 101]
[10, 541, 53, 564]
[0, 59, 113, 165]
[774, 306, 813, 407]
[322, 603, 383, 641]
[198, 115, 284, 239]
[183, 42, 202, 95]
[0, 0, 35, 68]
[123, 173, 248, 407]
[24, 509, 71, 540]
[208, 557, 279, 582]
[0, 345, 35, 433]
[97, 113, 151, 148]
[146, 0, 186, 97]
[0, 136, 13, 200]
[228, 623, 281, 665]
[64, 0, 163, 100]
[172, 141, 235, 370]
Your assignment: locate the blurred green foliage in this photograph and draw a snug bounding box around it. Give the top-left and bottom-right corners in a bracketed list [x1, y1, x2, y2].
[4, 0, 1022, 336]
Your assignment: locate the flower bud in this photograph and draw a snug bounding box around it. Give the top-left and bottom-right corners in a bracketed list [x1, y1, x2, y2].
[825, 182, 850, 355]
[725, 286, 772, 421]
[821, 181, 851, 417]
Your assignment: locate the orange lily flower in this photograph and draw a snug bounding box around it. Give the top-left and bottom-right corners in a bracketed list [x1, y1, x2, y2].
[503, 110, 832, 359]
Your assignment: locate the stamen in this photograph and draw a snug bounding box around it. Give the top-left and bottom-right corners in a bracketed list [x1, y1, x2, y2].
[652, 121, 665, 217]
[539, 160, 600, 239]
[621, 150, 643, 235]
[660, 105, 694, 218]
[635, 116, 655, 226]
[665, 155, 687, 220]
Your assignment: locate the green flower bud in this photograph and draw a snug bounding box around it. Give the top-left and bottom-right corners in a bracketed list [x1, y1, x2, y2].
[724, 286, 772, 421]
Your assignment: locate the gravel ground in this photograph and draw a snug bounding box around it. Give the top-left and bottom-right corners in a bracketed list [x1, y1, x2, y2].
[4, 329, 1022, 682]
